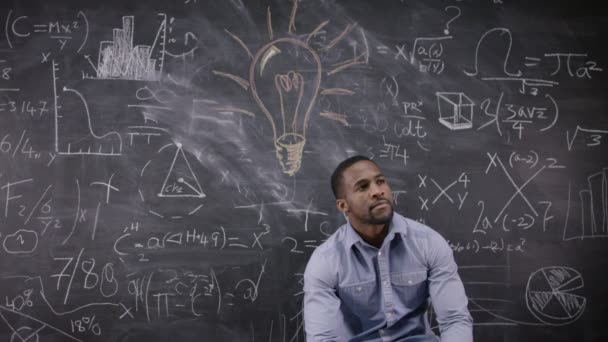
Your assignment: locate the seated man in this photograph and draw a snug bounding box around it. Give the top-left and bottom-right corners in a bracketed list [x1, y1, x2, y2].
[304, 156, 473, 341]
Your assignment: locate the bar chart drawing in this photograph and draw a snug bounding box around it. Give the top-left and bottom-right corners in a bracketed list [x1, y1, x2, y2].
[86, 14, 167, 81]
[563, 168, 608, 240]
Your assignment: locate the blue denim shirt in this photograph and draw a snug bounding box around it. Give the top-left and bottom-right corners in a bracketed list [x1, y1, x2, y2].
[303, 213, 473, 342]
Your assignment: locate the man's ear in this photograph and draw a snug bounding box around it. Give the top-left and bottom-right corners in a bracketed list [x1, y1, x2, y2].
[336, 199, 348, 213]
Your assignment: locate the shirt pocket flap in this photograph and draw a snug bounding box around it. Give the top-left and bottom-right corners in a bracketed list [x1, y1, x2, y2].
[391, 270, 427, 286]
[338, 279, 378, 318]
[341, 278, 376, 293]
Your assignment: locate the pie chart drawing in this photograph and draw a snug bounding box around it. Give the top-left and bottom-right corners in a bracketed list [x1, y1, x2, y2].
[525, 266, 586, 325]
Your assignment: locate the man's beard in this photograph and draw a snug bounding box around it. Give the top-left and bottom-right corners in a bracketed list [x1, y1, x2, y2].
[365, 206, 394, 225]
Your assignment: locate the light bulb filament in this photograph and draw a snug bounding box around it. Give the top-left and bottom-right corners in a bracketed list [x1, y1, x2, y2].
[275, 71, 304, 135]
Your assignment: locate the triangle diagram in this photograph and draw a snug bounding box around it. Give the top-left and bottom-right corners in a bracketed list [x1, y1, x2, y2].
[158, 144, 206, 198]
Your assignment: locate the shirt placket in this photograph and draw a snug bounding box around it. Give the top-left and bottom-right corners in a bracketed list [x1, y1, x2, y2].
[377, 247, 395, 329]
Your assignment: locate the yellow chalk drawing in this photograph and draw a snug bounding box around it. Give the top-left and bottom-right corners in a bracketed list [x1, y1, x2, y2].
[213, 0, 366, 175]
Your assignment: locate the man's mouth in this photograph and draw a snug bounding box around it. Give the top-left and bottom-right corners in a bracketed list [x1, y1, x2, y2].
[370, 200, 391, 210]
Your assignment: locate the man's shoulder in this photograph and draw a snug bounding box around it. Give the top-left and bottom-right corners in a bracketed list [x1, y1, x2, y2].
[396, 214, 438, 239]
[304, 223, 349, 279]
[396, 214, 450, 252]
[395, 214, 454, 269]
[311, 222, 350, 257]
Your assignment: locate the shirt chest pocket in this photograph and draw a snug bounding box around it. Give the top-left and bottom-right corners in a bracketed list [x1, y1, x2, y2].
[339, 279, 378, 318]
[391, 270, 428, 309]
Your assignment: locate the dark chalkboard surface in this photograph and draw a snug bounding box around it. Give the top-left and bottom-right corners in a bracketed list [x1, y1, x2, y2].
[0, 0, 606, 341]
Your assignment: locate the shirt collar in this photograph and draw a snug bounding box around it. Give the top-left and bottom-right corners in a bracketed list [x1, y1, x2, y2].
[344, 212, 409, 249]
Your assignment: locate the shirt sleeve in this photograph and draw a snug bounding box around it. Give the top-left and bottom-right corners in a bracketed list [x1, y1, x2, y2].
[426, 231, 474, 342]
[303, 249, 353, 342]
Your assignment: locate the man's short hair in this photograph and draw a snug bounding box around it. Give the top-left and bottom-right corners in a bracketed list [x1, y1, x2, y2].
[330, 155, 377, 199]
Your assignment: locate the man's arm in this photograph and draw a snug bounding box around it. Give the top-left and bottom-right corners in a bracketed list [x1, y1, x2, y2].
[303, 249, 353, 342]
[426, 231, 473, 342]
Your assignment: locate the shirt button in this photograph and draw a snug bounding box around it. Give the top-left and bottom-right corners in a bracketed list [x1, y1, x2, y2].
[387, 311, 393, 317]
[383, 280, 389, 286]
[379, 329, 385, 336]
[378, 251, 382, 256]
[356, 286, 362, 292]
[408, 280, 413, 285]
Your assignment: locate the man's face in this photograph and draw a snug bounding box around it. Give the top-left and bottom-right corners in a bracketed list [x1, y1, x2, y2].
[336, 160, 394, 227]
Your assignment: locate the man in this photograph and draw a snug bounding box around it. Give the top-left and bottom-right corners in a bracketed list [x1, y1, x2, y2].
[303, 156, 473, 341]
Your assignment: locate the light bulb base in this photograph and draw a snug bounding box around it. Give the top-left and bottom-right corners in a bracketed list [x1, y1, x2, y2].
[274, 133, 306, 176]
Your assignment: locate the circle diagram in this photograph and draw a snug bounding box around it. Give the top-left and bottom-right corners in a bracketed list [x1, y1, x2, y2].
[525, 266, 586, 325]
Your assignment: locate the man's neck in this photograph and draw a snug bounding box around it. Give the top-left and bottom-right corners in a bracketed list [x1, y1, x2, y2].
[351, 222, 389, 248]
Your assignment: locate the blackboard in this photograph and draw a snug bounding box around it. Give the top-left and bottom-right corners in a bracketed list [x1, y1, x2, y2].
[0, 0, 606, 341]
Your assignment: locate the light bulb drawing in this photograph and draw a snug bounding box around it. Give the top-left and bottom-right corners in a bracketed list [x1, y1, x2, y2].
[250, 38, 322, 175]
[212, 0, 368, 176]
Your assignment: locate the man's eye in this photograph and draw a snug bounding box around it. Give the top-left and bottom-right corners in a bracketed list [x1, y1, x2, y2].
[377, 179, 385, 184]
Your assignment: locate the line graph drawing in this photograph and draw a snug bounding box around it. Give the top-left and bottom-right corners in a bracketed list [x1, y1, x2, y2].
[52, 60, 123, 156]
[442, 265, 585, 328]
[84, 14, 167, 81]
[158, 143, 205, 198]
[430, 264, 529, 329]
[563, 168, 608, 240]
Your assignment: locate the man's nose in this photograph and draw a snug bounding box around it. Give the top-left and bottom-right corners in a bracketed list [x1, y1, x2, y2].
[370, 183, 384, 198]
